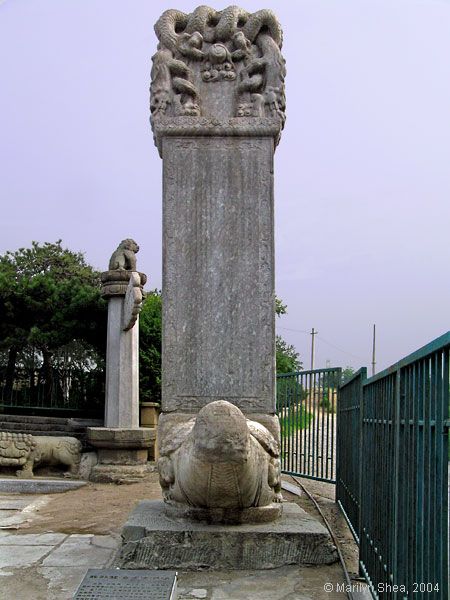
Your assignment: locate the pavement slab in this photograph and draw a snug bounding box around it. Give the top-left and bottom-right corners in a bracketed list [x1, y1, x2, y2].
[0, 544, 53, 569]
[0, 532, 67, 545]
[0, 498, 36, 510]
[177, 566, 347, 600]
[41, 534, 115, 567]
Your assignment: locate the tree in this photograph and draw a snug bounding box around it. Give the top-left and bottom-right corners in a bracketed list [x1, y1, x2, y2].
[341, 366, 355, 384]
[276, 336, 302, 374]
[0, 241, 106, 401]
[275, 296, 302, 373]
[139, 290, 162, 403]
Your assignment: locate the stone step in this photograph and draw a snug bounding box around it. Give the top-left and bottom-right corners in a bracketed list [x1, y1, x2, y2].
[0, 413, 70, 425]
[0, 421, 72, 433]
[0, 428, 83, 438]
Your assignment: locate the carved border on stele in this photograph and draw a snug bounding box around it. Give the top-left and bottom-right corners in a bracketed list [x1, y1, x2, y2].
[153, 116, 282, 156]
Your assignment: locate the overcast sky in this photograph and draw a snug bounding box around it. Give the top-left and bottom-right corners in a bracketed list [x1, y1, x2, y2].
[1, 0, 450, 372]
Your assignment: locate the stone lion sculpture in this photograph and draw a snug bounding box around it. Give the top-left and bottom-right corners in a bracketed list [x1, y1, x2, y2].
[0, 432, 82, 478]
[158, 400, 282, 513]
[108, 239, 140, 271]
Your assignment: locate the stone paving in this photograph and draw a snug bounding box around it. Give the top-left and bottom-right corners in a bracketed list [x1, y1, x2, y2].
[0, 480, 366, 599]
[0, 493, 116, 599]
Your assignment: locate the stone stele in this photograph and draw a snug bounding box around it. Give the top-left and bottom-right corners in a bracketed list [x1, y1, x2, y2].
[115, 6, 337, 569]
[152, 5, 285, 519]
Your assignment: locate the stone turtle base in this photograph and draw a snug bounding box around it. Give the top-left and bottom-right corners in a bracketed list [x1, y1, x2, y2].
[115, 500, 337, 570]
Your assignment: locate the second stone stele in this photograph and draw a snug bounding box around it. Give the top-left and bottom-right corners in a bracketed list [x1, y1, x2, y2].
[117, 5, 338, 569]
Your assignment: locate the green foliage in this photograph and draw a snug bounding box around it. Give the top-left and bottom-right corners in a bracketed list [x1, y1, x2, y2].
[276, 336, 302, 374]
[139, 290, 162, 403]
[279, 410, 313, 439]
[0, 240, 106, 356]
[275, 297, 287, 317]
[0, 241, 302, 412]
[318, 390, 333, 412]
[341, 366, 355, 384]
[0, 241, 107, 404]
[275, 298, 302, 374]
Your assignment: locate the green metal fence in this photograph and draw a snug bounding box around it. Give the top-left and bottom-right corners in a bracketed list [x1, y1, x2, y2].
[336, 333, 450, 599]
[336, 367, 367, 541]
[277, 367, 341, 483]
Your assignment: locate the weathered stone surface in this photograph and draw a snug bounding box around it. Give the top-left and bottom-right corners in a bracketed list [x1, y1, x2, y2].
[150, 7, 285, 134]
[108, 239, 140, 272]
[88, 464, 150, 484]
[104, 294, 139, 428]
[102, 241, 146, 429]
[163, 502, 282, 525]
[0, 432, 36, 474]
[158, 401, 281, 510]
[117, 501, 337, 570]
[87, 428, 154, 448]
[100, 269, 147, 298]
[0, 479, 87, 494]
[162, 135, 276, 415]
[42, 534, 114, 567]
[123, 272, 143, 331]
[150, 6, 286, 523]
[87, 427, 154, 484]
[32, 436, 82, 476]
[0, 432, 82, 478]
[78, 451, 98, 480]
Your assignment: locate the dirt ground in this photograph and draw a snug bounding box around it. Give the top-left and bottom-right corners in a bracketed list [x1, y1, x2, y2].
[284, 476, 360, 578]
[21, 472, 163, 535]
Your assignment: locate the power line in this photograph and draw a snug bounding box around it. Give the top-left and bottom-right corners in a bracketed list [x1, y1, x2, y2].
[277, 325, 367, 362]
[277, 326, 310, 335]
[315, 335, 366, 362]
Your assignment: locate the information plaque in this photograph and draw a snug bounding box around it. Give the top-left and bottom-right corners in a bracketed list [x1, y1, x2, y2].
[73, 569, 177, 600]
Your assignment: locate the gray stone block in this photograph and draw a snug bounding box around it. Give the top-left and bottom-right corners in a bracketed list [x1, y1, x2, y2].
[162, 135, 276, 414]
[116, 501, 337, 570]
[0, 478, 86, 494]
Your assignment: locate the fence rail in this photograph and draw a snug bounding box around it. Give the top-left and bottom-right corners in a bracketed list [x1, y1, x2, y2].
[336, 367, 367, 542]
[277, 367, 341, 483]
[337, 333, 450, 599]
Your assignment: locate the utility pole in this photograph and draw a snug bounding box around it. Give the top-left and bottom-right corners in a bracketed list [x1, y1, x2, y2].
[371, 324, 376, 376]
[310, 328, 318, 371]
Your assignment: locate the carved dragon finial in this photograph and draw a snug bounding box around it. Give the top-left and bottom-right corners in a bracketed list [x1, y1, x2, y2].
[150, 5, 286, 127]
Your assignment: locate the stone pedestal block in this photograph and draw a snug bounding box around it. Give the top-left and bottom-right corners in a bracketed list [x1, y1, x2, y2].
[115, 501, 337, 570]
[87, 428, 154, 483]
[140, 402, 159, 428]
